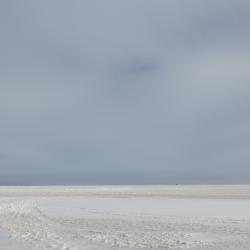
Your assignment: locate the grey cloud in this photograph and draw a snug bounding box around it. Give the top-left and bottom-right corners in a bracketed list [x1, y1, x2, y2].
[0, 0, 250, 184]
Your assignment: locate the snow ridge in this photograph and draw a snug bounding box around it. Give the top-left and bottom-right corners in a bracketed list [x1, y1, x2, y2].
[0, 199, 75, 250]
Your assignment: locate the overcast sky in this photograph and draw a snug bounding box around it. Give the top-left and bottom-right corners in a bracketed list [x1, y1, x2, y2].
[1, 0, 250, 184]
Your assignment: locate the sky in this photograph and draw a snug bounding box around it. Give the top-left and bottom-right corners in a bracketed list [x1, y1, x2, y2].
[1, 0, 250, 184]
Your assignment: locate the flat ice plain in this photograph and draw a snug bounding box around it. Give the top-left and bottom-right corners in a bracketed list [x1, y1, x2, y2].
[1, 186, 250, 249]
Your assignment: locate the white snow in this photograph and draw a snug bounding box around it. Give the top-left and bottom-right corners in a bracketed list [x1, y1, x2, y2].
[1, 186, 250, 250]
[38, 197, 250, 221]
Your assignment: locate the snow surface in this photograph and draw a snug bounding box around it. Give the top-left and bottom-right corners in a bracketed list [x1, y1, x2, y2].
[1, 186, 250, 250]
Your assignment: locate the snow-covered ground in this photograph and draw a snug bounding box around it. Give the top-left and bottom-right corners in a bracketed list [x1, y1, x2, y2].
[1, 186, 250, 250]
